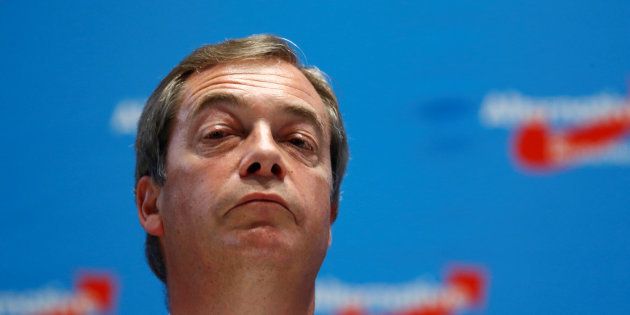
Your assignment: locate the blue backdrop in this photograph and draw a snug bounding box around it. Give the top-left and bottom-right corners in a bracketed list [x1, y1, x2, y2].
[1, 1, 629, 314]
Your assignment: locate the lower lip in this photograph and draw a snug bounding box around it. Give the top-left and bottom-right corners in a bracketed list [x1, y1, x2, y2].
[238, 200, 286, 209]
[246, 222, 277, 230]
[229, 200, 288, 219]
[225, 199, 294, 230]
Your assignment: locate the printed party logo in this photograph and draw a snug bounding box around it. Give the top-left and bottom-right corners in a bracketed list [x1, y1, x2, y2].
[0, 272, 117, 315]
[480, 84, 630, 171]
[315, 266, 486, 315]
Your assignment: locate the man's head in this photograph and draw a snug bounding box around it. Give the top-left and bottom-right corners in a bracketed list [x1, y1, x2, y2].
[134, 34, 348, 284]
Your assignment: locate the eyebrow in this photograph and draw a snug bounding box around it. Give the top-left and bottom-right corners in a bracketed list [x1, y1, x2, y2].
[188, 92, 326, 136]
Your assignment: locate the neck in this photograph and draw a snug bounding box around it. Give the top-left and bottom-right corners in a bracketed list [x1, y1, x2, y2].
[167, 259, 317, 315]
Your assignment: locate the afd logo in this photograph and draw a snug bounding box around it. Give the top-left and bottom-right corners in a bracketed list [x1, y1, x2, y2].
[0, 272, 117, 315]
[315, 266, 486, 315]
[480, 85, 630, 171]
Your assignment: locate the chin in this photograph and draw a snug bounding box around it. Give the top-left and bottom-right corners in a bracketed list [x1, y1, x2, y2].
[227, 225, 296, 255]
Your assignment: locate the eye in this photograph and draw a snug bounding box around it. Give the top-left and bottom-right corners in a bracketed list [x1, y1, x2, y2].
[204, 129, 228, 140]
[287, 135, 315, 151]
[200, 126, 238, 144]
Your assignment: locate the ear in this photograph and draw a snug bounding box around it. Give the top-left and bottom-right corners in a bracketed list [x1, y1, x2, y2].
[330, 202, 338, 224]
[136, 176, 164, 237]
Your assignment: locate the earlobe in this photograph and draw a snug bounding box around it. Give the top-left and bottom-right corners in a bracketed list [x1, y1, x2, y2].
[330, 202, 338, 224]
[136, 176, 164, 237]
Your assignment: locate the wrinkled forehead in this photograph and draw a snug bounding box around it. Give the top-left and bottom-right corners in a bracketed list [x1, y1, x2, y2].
[180, 59, 326, 118]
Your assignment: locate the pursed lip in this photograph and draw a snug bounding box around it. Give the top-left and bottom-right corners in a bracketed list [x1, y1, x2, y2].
[231, 192, 291, 214]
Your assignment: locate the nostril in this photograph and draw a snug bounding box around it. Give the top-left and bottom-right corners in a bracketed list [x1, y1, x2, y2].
[247, 162, 261, 174]
[271, 164, 281, 175]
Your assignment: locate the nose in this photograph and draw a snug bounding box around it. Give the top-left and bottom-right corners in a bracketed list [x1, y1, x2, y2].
[238, 123, 286, 180]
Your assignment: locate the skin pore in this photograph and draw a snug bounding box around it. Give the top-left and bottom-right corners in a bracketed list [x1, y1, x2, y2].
[136, 59, 336, 314]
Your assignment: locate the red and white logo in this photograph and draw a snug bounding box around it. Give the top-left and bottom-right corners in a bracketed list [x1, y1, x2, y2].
[480, 84, 630, 171]
[315, 266, 486, 315]
[0, 272, 117, 315]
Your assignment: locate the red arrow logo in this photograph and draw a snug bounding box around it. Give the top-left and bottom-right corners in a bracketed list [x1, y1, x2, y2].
[37, 273, 117, 315]
[334, 267, 486, 315]
[513, 103, 630, 170]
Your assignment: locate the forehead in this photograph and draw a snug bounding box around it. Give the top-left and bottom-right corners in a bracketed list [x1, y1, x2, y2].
[178, 60, 327, 124]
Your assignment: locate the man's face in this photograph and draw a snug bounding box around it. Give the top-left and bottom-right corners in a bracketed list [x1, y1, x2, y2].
[152, 60, 334, 274]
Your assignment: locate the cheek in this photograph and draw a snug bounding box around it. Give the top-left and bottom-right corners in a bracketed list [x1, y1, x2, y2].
[297, 171, 333, 223]
[297, 171, 333, 259]
[160, 162, 221, 225]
